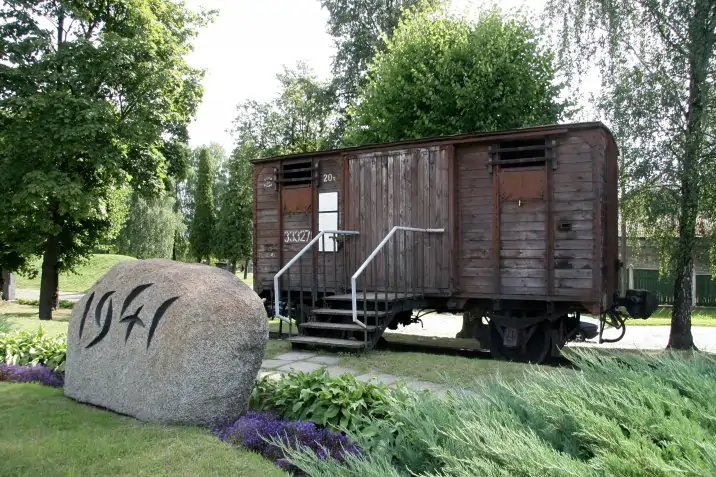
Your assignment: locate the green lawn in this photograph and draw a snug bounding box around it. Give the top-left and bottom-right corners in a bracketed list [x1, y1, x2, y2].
[0, 384, 287, 477]
[15, 254, 136, 292]
[339, 349, 537, 385]
[629, 306, 716, 326]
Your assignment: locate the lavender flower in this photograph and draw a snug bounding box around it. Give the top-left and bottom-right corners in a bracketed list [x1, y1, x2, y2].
[212, 410, 361, 473]
[0, 363, 65, 388]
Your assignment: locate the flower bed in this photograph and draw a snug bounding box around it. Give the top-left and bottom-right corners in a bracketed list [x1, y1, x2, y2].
[0, 363, 65, 388]
[212, 410, 361, 475]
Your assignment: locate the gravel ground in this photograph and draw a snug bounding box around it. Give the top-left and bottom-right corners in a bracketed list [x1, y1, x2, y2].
[386, 312, 716, 353]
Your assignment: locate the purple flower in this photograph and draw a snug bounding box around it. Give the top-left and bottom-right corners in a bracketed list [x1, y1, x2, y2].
[0, 364, 64, 388]
[212, 410, 361, 473]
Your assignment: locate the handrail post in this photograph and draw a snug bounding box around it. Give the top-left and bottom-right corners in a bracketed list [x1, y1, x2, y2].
[273, 230, 360, 335]
[350, 226, 445, 338]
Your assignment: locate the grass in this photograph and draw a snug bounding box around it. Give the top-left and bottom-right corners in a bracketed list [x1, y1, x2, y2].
[1, 303, 70, 338]
[339, 349, 536, 385]
[15, 254, 136, 292]
[628, 306, 716, 326]
[0, 383, 288, 477]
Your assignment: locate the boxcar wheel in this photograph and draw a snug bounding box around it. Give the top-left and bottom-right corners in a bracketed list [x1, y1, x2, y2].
[489, 320, 551, 364]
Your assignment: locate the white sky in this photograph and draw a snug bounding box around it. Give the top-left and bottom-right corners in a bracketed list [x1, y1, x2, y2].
[185, 0, 599, 153]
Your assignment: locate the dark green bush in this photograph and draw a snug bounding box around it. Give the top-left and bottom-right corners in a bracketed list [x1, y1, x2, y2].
[16, 298, 74, 309]
[280, 349, 716, 477]
[250, 369, 404, 435]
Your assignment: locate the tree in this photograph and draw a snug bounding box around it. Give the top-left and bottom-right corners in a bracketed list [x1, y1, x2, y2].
[319, 0, 442, 139]
[215, 144, 254, 273]
[231, 62, 338, 156]
[345, 6, 571, 145]
[544, 0, 716, 349]
[341, 6, 570, 339]
[0, 1, 211, 320]
[116, 193, 184, 259]
[189, 147, 216, 262]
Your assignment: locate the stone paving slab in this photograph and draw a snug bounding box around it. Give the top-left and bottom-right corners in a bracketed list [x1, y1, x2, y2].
[355, 372, 401, 385]
[261, 359, 287, 369]
[272, 351, 317, 361]
[258, 353, 449, 395]
[305, 355, 341, 365]
[257, 370, 283, 380]
[324, 366, 359, 376]
[276, 361, 325, 373]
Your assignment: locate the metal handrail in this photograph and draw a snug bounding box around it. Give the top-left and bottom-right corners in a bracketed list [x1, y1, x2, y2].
[350, 226, 445, 329]
[273, 230, 360, 334]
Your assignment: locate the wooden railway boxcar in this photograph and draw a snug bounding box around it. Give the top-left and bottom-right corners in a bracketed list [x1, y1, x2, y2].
[252, 122, 658, 363]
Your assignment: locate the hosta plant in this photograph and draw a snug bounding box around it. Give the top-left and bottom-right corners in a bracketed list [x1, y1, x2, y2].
[250, 368, 401, 435]
[0, 329, 67, 371]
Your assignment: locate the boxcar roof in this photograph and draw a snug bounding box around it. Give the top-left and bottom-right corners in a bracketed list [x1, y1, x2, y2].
[250, 121, 617, 164]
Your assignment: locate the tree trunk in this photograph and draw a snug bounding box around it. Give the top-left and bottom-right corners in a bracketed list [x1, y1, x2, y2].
[53, 269, 60, 310]
[620, 219, 628, 296]
[668, 4, 711, 349]
[39, 235, 59, 320]
[243, 259, 249, 280]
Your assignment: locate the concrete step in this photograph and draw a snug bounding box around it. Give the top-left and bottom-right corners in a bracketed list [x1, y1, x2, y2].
[299, 321, 377, 332]
[310, 308, 387, 318]
[287, 336, 368, 349]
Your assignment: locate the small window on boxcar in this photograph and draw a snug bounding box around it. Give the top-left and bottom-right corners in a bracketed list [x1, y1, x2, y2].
[318, 192, 339, 252]
[498, 139, 546, 169]
[281, 160, 313, 186]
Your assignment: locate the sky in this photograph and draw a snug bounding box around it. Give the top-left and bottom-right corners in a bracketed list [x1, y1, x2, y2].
[184, 0, 599, 153]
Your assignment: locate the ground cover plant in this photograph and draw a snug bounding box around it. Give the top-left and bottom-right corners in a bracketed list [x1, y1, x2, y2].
[251, 368, 397, 434]
[212, 410, 361, 475]
[281, 349, 716, 476]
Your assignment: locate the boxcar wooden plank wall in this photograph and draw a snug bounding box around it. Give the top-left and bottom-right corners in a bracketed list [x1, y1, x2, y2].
[254, 163, 280, 293]
[345, 146, 450, 293]
[456, 144, 493, 294]
[552, 131, 602, 302]
[456, 129, 606, 304]
[253, 155, 350, 295]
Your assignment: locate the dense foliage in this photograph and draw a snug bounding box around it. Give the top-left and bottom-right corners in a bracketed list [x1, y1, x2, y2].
[319, 0, 440, 140]
[0, 329, 66, 371]
[345, 7, 570, 145]
[250, 369, 396, 435]
[215, 146, 253, 268]
[189, 147, 217, 262]
[0, 0, 211, 319]
[281, 349, 716, 476]
[116, 193, 184, 259]
[544, 0, 716, 349]
[212, 410, 360, 474]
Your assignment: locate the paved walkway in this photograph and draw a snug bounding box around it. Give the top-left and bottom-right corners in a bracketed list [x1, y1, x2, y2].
[15, 289, 85, 302]
[389, 312, 716, 353]
[259, 350, 446, 394]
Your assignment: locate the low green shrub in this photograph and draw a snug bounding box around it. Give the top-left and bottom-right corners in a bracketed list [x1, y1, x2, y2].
[250, 369, 402, 435]
[16, 298, 75, 309]
[281, 349, 716, 476]
[0, 328, 67, 371]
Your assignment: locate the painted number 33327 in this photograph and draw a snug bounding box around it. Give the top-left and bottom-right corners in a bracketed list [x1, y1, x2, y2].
[284, 229, 311, 243]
